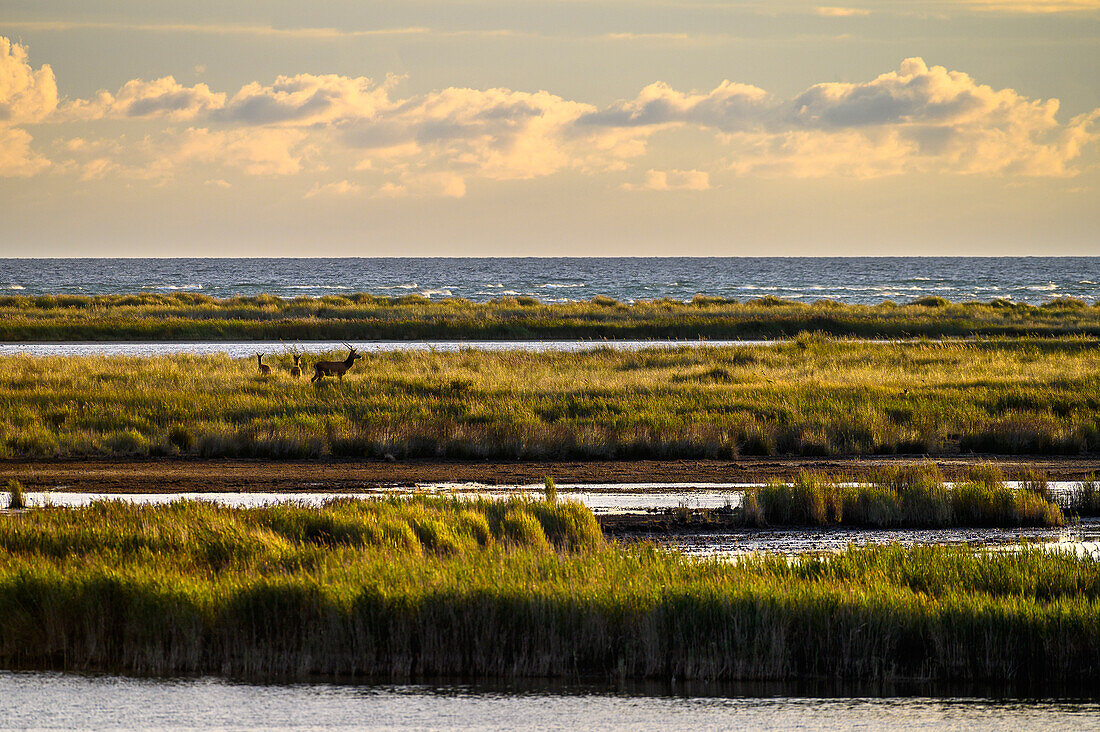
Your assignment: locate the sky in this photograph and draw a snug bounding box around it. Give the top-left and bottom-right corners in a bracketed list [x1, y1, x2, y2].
[1, 0, 1098, 257]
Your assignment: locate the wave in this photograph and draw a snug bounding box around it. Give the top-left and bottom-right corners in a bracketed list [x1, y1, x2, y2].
[144, 284, 203, 291]
[3, 285, 24, 290]
[540, 283, 585, 289]
[285, 285, 349, 290]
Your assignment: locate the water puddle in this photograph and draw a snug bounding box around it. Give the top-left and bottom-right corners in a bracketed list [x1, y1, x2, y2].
[0, 340, 778, 358]
[647, 520, 1100, 558]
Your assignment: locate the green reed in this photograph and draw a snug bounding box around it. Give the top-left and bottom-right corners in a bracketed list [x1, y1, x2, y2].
[0, 499, 1097, 683]
[742, 468, 1065, 527]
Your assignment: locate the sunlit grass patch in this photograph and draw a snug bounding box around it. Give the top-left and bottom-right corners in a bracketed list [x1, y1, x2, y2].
[2, 339, 1099, 458]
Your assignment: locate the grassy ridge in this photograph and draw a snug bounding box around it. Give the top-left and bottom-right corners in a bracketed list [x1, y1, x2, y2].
[2, 339, 1100, 458]
[1, 499, 1098, 682]
[2, 292, 1100, 340]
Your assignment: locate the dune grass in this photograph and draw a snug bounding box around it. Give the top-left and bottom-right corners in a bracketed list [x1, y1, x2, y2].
[2, 339, 1100, 459]
[2, 292, 1100, 341]
[0, 498, 1098, 683]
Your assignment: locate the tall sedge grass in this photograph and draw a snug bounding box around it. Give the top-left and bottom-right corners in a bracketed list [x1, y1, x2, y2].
[741, 468, 1064, 528]
[5, 480, 24, 510]
[0, 499, 1098, 683]
[2, 292, 1099, 340]
[2, 339, 1100, 459]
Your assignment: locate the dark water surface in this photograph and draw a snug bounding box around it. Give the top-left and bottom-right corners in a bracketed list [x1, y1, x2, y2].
[2, 257, 1096, 304]
[2, 672, 1099, 731]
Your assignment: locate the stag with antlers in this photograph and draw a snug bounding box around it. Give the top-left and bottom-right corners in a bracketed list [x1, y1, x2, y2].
[311, 344, 362, 383]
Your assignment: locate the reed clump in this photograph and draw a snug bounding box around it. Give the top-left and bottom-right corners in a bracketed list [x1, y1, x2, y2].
[5, 480, 25, 510]
[2, 339, 1100, 459]
[2, 293, 1100, 341]
[0, 500, 1098, 684]
[742, 468, 1064, 527]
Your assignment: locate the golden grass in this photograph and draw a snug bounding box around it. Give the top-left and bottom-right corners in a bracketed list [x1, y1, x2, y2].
[1, 339, 1098, 458]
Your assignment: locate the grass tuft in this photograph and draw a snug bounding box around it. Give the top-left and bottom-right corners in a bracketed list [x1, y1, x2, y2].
[5, 480, 25, 510]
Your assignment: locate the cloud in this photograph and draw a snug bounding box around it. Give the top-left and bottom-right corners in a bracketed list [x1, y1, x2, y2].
[579, 80, 770, 131]
[215, 74, 393, 126]
[4, 35, 1098, 187]
[340, 85, 642, 180]
[815, 6, 871, 16]
[144, 127, 309, 177]
[65, 77, 225, 120]
[0, 38, 58, 124]
[1, 21, 437, 40]
[587, 57, 1099, 177]
[377, 172, 467, 198]
[623, 169, 711, 191]
[961, 0, 1100, 12]
[0, 127, 51, 176]
[305, 180, 363, 198]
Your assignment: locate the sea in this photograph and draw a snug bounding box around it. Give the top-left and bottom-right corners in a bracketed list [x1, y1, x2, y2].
[1, 257, 1097, 304]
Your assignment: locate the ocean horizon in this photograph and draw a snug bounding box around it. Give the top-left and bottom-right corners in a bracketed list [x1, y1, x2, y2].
[1, 256, 1096, 306]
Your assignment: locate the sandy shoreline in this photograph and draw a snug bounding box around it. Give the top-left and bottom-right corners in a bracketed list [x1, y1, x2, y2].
[1, 455, 1097, 493]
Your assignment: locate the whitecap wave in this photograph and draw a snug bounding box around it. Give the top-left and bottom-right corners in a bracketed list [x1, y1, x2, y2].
[540, 283, 585, 288]
[3, 285, 24, 290]
[145, 284, 203, 291]
[285, 285, 349, 290]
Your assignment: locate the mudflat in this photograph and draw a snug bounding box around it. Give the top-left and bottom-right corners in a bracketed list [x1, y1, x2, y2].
[2, 456, 1098, 493]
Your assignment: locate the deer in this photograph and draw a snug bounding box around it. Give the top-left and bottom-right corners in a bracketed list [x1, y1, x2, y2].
[311, 345, 362, 383]
[289, 352, 302, 379]
[256, 354, 271, 375]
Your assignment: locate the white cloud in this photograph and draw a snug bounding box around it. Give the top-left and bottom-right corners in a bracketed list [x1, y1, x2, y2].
[3, 35, 1098, 187]
[0, 127, 51, 176]
[215, 74, 394, 126]
[588, 57, 1100, 178]
[144, 127, 309, 177]
[815, 6, 871, 15]
[579, 79, 770, 131]
[305, 180, 363, 198]
[64, 77, 224, 120]
[0, 38, 58, 124]
[623, 169, 711, 191]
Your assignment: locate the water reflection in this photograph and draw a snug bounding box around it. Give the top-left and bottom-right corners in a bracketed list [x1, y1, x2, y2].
[1, 671, 1098, 731]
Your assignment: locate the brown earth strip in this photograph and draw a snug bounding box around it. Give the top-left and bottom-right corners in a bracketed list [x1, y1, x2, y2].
[2, 456, 1098, 493]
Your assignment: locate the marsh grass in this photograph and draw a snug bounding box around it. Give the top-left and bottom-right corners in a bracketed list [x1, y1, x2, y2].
[1063, 479, 1100, 516]
[2, 293, 1100, 340]
[2, 339, 1099, 459]
[742, 469, 1063, 528]
[5, 480, 24, 510]
[0, 499, 1098, 683]
[543, 476, 557, 502]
